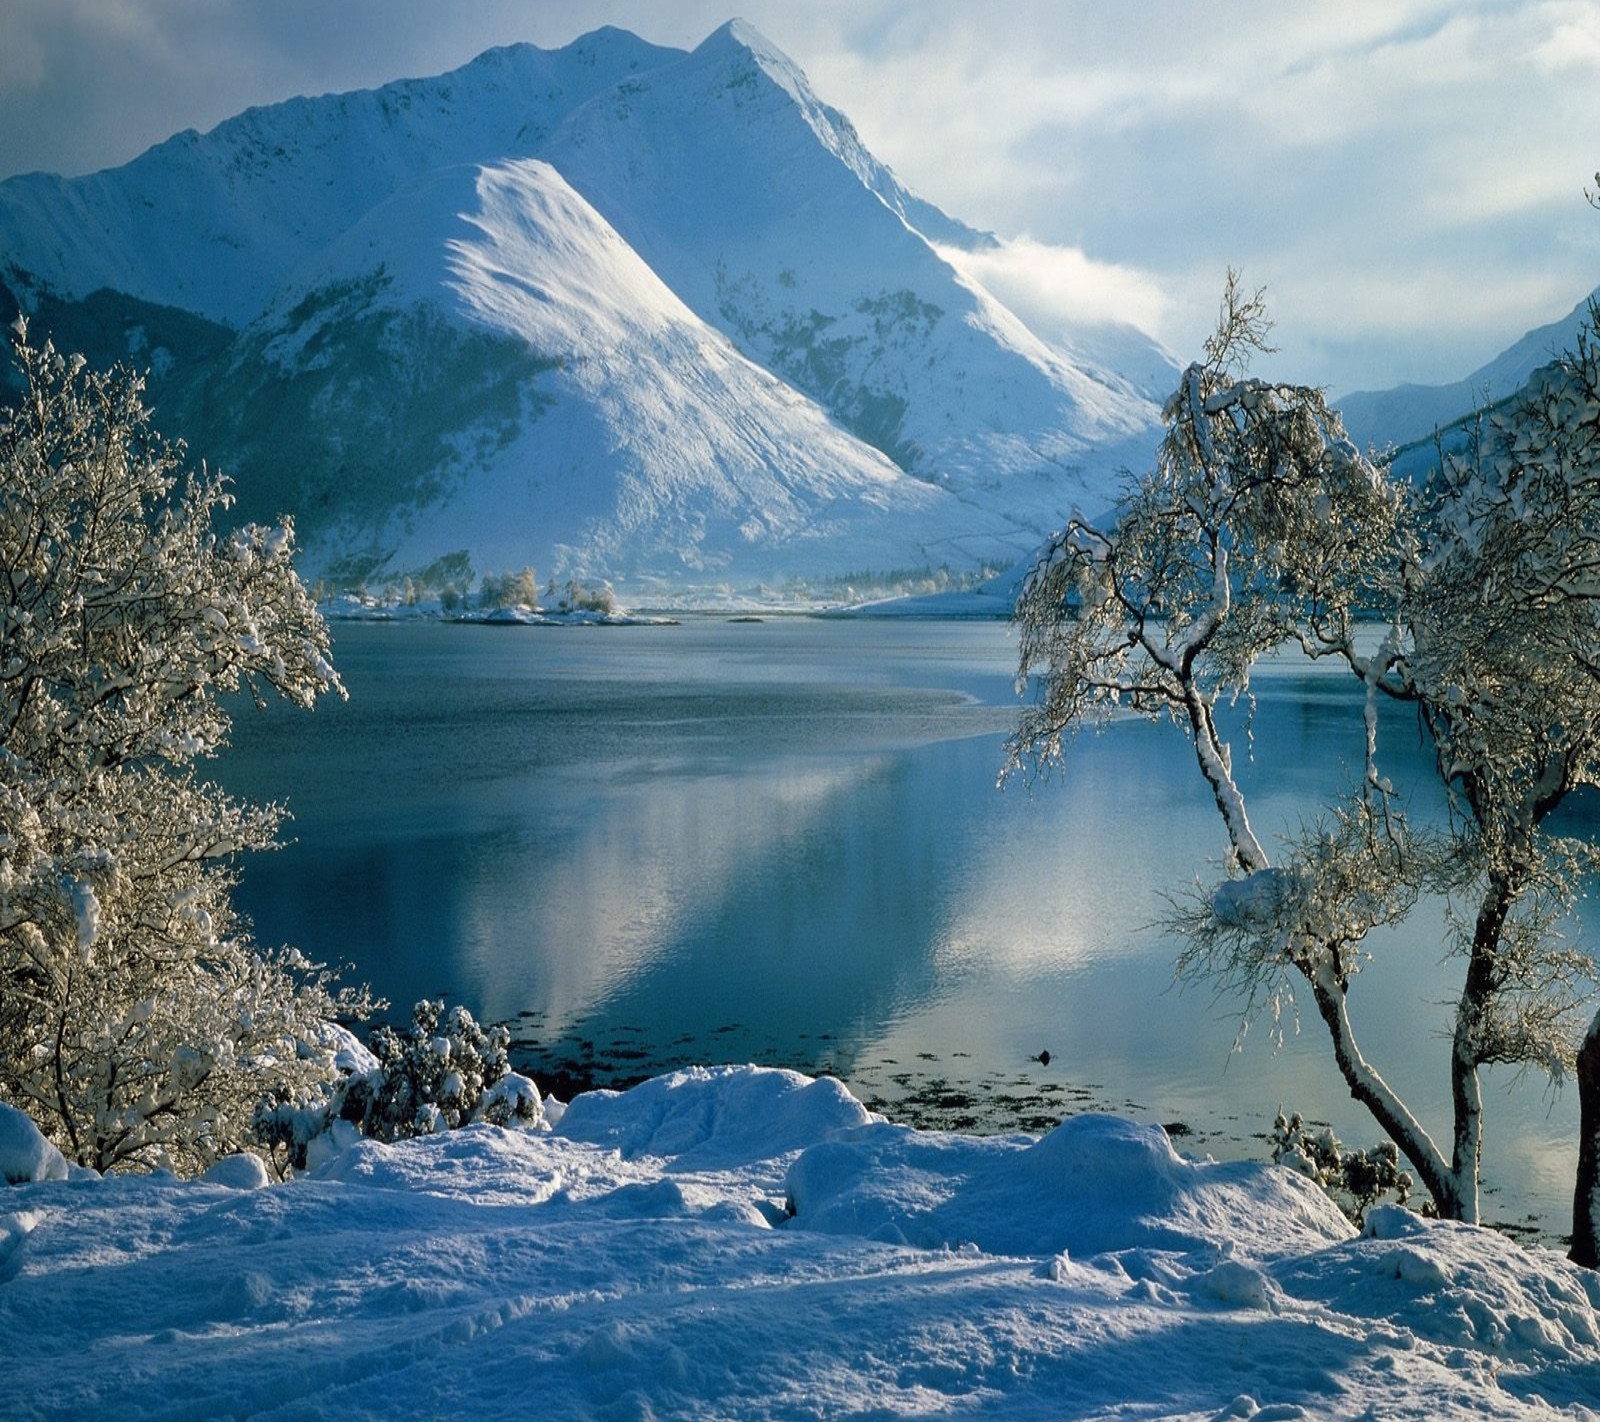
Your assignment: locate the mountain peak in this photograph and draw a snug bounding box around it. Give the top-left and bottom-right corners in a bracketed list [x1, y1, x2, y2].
[551, 24, 681, 67]
[699, 18, 783, 58]
[2, 21, 1172, 601]
[0, 28, 686, 326]
[691, 19, 813, 104]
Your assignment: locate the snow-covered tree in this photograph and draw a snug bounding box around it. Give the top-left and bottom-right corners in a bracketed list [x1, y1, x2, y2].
[1009, 276, 1600, 1224]
[552, 577, 618, 616]
[0, 321, 371, 1173]
[480, 566, 541, 611]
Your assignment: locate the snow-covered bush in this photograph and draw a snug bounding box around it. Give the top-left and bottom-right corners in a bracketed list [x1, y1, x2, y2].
[0, 322, 372, 1173]
[254, 999, 540, 1170]
[1270, 1110, 1413, 1225]
[479, 566, 540, 611]
[349, 999, 538, 1138]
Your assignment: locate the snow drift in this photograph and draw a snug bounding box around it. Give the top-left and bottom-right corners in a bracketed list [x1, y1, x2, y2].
[4, 1065, 1598, 1420]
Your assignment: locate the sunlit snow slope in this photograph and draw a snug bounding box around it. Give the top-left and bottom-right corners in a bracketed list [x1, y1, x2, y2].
[542, 23, 1163, 492]
[236, 159, 1005, 589]
[0, 29, 680, 324]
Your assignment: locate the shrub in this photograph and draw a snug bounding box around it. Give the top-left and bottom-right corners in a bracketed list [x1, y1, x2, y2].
[0, 321, 370, 1174]
[254, 999, 541, 1171]
[1271, 1109, 1414, 1225]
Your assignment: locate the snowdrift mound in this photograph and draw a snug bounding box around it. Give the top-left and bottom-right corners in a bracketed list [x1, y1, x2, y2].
[1282, 1204, 1600, 1363]
[554, 1064, 875, 1171]
[198, 1154, 272, 1190]
[0, 1105, 67, 1185]
[5, 1066, 1600, 1419]
[786, 1112, 1354, 1260]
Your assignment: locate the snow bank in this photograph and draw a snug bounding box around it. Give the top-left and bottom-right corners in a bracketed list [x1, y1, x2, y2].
[553, 1064, 874, 1170]
[1282, 1204, 1600, 1364]
[787, 1113, 1353, 1259]
[198, 1154, 271, 1190]
[0, 1104, 67, 1185]
[2, 1067, 1598, 1420]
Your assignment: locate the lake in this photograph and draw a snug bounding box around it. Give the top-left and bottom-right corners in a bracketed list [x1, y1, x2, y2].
[214, 616, 1589, 1238]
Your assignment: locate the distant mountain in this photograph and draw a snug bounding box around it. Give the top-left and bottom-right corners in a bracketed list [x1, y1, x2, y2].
[1339, 287, 1599, 455]
[0, 21, 1175, 601]
[182, 159, 1007, 592]
[539, 22, 1160, 488]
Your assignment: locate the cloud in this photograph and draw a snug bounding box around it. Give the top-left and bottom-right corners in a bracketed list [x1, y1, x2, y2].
[1528, 0, 1600, 70]
[935, 237, 1170, 340]
[0, 29, 45, 92]
[797, 0, 1600, 391]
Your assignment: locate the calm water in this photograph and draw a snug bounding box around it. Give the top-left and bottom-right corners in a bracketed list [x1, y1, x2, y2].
[215, 617, 1589, 1238]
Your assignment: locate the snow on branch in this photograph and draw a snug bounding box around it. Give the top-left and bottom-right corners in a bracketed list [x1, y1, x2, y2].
[0, 324, 371, 1175]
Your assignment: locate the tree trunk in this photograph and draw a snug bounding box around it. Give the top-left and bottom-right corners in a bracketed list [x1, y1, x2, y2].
[1446, 876, 1515, 1228]
[1571, 1009, 1600, 1268]
[1307, 963, 1463, 1219]
[1183, 692, 1267, 872]
[1449, 1036, 1482, 1225]
[1178, 693, 1471, 1218]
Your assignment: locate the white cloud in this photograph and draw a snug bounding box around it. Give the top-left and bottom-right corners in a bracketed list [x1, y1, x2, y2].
[1528, 0, 1600, 69]
[935, 237, 1170, 340]
[794, 0, 1600, 390]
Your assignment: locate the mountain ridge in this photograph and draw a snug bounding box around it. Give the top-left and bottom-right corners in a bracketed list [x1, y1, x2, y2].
[0, 27, 686, 326]
[1339, 286, 1600, 453]
[0, 20, 1174, 601]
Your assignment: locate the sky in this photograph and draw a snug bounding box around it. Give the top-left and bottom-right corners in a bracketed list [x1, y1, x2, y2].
[3, 0, 1599, 395]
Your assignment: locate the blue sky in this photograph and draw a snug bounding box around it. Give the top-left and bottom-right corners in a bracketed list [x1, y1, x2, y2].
[4, 0, 1598, 394]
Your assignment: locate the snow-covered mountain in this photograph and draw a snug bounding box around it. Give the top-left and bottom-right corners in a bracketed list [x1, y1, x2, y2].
[0, 28, 681, 324]
[1339, 286, 1600, 454]
[0, 21, 1175, 600]
[539, 22, 1160, 488]
[220, 158, 1015, 591]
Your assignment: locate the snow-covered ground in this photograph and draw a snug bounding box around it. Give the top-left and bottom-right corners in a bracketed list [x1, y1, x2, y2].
[5, 1066, 1600, 1419]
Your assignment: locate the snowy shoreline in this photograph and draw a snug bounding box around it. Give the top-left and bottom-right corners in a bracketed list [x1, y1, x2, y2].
[6, 1064, 1600, 1420]
[313, 579, 1020, 622]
